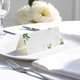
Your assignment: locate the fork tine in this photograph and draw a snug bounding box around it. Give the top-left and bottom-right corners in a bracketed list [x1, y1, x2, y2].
[6, 59, 20, 69]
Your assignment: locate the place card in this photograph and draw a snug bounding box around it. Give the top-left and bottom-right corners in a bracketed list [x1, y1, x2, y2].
[16, 26, 64, 55]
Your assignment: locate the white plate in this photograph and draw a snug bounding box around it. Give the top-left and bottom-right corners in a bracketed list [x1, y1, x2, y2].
[0, 33, 80, 61]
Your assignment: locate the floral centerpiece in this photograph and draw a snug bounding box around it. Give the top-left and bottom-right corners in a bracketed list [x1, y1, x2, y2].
[16, 0, 62, 25]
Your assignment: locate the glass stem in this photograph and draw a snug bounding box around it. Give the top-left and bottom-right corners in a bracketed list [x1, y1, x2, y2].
[0, 18, 3, 35]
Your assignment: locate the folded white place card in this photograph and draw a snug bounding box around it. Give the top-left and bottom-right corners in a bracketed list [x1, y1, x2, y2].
[32, 46, 80, 80]
[16, 26, 64, 55]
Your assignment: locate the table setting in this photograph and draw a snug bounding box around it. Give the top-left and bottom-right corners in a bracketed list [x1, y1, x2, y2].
[0, 0, 80, 80]
[0, 21, 80, 80]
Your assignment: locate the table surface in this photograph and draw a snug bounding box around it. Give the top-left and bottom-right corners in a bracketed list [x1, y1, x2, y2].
[0, 21, 80, 80]
[4, 21, 80, 35]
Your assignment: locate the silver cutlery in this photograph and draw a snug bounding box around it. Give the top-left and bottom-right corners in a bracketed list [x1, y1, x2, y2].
[6, 59, 48, 80]
[22, 26, 40, 31]
[3, 26, 40, 35]
[3, 30, 16, 35]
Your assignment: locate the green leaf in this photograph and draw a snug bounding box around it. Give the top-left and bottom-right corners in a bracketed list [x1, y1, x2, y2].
[24, 40, 26, 45]
[47, 43, 52, 49]
[60, 38, 64, 45]
[60, 42, 64, 45]
[28, 0, 38, 6]
[23, 33, 30, 41]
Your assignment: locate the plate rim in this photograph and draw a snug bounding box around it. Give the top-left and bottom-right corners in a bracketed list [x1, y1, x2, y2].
[0, 33, 80, 61]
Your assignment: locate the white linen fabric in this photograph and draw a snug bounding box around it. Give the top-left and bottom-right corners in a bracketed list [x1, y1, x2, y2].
[32, 46, 80, 80]
[0, 62, 74, 80]
[0, 62, 41, 80]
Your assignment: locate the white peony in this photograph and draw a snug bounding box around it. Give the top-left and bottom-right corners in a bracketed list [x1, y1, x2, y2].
[31, 1, 62, 22]
[16, 1, 62, 24]
[16, 5, 33, 25]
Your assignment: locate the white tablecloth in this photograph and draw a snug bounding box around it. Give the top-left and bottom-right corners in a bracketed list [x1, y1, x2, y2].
[0, 55, 75, 80]
[4, 21, 80, 36]
[0, 21, 80, 80]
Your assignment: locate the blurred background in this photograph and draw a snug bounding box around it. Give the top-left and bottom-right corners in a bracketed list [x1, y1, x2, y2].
[3, 0, 80, 27]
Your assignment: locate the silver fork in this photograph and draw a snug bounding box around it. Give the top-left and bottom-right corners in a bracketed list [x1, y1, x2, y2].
[6, 59, 48, 80]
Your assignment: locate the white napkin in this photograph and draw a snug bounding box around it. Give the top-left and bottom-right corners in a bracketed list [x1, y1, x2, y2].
[32, 46, 80, 80]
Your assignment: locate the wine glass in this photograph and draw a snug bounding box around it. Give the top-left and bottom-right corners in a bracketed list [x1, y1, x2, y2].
[0, 0, 10, 37]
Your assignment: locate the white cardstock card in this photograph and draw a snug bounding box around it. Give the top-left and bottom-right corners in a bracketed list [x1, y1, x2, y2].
[16, 26, 64, 55]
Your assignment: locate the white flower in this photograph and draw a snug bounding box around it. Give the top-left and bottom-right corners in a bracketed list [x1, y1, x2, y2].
[31, 1, 62, 23]
[16, 1, 62, 24]
[16, 5, 33, 24]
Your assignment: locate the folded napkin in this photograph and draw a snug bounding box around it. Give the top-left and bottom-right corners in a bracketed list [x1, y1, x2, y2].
[32, 46, 80, 80]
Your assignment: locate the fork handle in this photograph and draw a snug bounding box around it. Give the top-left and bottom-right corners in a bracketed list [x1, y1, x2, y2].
[22, 68, 47, 79]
